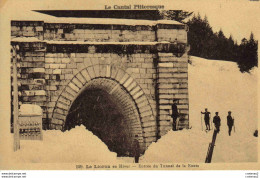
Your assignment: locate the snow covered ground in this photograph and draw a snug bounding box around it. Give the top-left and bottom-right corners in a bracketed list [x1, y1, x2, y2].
[142, 56, 258, 163]
[188, 56, 258, 134]
[141, 126, 257, 163]
[2, 125, 119, 164]
[0, 56, 258, 164]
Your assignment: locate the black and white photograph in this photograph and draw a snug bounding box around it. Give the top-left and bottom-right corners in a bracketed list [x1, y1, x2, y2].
[0, 0, 259, 174]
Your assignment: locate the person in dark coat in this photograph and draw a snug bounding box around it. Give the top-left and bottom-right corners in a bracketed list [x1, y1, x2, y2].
[171, 99, 179, 131]
[213, 112, 221, 133]
[201, 108, 211, 131]
[133, 135, 140, 163]
[227, 111, 234, 136]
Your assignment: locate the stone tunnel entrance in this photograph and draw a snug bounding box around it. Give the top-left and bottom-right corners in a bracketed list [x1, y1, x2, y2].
[11, 17, 189, 157]
[64, 78, 144, 156]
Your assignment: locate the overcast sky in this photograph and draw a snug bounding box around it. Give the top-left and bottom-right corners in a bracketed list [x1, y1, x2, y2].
[182, 0, 259, 42]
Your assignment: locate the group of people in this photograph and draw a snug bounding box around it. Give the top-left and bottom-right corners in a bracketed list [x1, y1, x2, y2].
[201, 108, 234, 135]
[171, 99, 235, 136]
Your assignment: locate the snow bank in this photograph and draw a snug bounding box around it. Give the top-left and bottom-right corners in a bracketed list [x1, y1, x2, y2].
[19, 104, 42, 115]
[141, 129, 212, 163]
[3, 125, 119, 163]
[142, 56, 258, 163]
[141, 128, 257, 163]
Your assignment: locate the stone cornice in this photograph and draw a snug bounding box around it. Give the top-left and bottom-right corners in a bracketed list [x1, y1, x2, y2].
[11, 40, 187, 56]
[11, 20, 186, 31]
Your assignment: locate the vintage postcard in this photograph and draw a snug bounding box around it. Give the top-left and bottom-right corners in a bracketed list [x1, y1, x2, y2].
[0, 0, 259, 172]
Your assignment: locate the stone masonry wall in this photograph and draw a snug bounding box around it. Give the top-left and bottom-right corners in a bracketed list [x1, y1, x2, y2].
[157, 52, 189, 136]
[44, 23, 156, 42]
[11, 19, 189, 147]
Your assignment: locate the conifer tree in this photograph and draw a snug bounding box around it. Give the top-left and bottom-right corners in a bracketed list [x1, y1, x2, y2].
[237, 32, 258, 72]
[160, 10, 193, 22]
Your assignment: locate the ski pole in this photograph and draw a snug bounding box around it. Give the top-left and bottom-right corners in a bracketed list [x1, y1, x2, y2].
[211, 114, 213, 131]
[201, 113, 203, 131]
[233, 117, 235, 133]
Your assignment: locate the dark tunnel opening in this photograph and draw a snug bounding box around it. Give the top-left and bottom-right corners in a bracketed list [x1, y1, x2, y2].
[64, 88, 134, 156]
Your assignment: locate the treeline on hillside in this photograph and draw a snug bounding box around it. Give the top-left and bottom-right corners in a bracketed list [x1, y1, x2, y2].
[160, 11, 258, 73]
[186, 14, 258, 72]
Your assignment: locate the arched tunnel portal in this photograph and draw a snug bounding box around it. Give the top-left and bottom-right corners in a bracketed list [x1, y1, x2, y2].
[64, 78, 144, 156]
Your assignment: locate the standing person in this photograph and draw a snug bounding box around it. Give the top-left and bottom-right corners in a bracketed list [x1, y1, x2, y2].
[227, 111, 234, 136]
[201, 108, 211, 131]
[213, 112, 221, 133]
[133, 135, 140, 163]
[171, 99, 179, 131]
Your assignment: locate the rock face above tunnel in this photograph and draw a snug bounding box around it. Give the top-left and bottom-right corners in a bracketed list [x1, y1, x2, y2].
[11, 17, 189, 151]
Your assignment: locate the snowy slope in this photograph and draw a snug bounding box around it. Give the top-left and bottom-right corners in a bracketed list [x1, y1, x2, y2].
[188, 56, 257, 134]
[142, 56, 258, 163]
[0, 56, 258, 164]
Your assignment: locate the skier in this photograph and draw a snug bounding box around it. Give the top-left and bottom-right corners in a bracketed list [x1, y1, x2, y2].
[171, 99, 179, 131]
[133, 135, 140, 163]
[213, 112, 221, 133]
[227, 111, 234, 136]
[201, 108, 211, 131]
